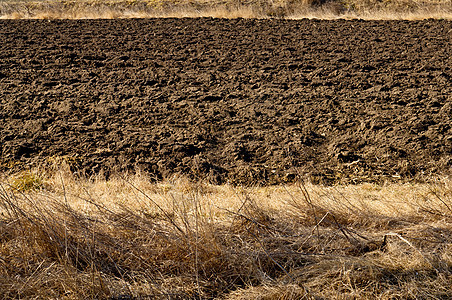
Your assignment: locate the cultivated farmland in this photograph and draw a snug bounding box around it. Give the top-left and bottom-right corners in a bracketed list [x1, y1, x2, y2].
[0, 19, 451, 184]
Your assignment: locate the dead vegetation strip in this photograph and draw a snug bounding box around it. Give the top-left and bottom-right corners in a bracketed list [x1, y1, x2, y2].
[0, 169, 451, 298]
[0, 0, 451, 19]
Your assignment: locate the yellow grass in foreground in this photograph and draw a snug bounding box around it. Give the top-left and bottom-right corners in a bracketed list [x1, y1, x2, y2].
[1, 169, 451, 298]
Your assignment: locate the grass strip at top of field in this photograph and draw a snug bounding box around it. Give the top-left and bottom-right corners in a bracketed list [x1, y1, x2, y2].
[0, 0, 451, 19]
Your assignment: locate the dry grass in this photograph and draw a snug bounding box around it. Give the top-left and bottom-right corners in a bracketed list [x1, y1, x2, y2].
[0, 0, 451, 19]
[0, 168, 451, 299]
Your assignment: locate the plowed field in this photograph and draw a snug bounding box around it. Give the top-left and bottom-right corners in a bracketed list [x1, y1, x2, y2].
[0, 18, 451, 184]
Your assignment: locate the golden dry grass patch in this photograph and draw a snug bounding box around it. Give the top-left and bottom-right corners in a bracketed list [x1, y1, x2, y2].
[0, 0, 451, 19]
[0, 169, 451, 298]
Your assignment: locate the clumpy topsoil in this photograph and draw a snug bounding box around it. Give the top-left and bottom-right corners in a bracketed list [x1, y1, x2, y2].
[0, 18, 451, 184]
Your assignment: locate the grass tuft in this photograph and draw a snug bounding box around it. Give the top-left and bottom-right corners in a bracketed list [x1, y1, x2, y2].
[9, 171, 44, 192]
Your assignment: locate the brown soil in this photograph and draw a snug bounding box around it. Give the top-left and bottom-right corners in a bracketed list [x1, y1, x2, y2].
[0, 18, 451, 184]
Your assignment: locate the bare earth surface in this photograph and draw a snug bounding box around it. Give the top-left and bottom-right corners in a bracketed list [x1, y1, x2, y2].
[0, 18, 451, 184]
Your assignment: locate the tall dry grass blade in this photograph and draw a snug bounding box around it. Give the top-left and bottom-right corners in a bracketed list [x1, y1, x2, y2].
[300, 211, 330, 247]
[384, 232, 440, 274]
[429, 188, 452, 217]
[297, 182, 321, 242]
[119, 175, 185, 235]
